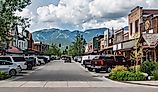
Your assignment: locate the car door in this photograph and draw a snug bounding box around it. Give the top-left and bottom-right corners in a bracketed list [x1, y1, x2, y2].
[12, 57, 27, 69]
[115, 56, 126, 65]
[104, 56, 114, 66]
[0, 61, 10, 73]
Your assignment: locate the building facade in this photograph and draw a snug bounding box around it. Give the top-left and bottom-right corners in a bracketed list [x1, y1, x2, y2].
[128, 6, 158, 39]
[33, 42, 49, 54]
[127, 6, 158, 61]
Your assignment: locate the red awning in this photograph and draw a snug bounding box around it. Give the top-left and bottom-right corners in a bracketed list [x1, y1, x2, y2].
[6, 46, 23, 54]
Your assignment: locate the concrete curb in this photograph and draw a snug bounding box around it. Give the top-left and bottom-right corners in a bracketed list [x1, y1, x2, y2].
[103, 76, 158, 87]
[121, 81, 158, 87]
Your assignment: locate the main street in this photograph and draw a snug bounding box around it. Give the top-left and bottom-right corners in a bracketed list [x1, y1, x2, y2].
[14, 60, 101, 81]
[0, 60, 158, 92]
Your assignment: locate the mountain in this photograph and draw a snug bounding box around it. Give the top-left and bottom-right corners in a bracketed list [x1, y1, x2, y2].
[32, 28, 108, 47]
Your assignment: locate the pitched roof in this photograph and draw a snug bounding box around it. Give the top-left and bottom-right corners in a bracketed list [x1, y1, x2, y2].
[142, 33, 158, 46]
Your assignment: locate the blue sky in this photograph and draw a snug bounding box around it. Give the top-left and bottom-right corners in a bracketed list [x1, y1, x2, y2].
[17, 0, 158, 32]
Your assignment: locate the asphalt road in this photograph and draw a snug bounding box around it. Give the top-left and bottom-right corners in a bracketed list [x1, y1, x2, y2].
[1, 60, 158, 92]
[14, 60, 101, 81]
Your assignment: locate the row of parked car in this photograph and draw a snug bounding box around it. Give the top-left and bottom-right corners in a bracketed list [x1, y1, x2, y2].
[74, 55, 131, 73]
[0, 55, 52, 76]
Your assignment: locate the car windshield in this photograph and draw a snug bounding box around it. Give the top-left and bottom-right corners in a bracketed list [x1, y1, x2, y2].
[12, 57, 26, 62]
[115, 56, 125, 62]
[93, 56, 100, 59]
[0, 57, 12, 62]
[38, 57, 45, 59]
[104, 56, 114, 61]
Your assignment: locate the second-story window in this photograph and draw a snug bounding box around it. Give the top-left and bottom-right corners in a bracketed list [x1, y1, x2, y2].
[130, 23, 133, 35]
[135, 19, 139, 33]
[19, 42, 21, 48]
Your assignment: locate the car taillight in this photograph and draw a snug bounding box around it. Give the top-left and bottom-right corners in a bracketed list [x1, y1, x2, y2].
[101, 60, 104, 65]
[95, 61, 97, 65]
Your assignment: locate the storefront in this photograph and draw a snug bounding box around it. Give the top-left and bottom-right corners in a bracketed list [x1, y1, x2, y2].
[113, 43, 123, 55]
[139, 34, 158, 61]
[122, 40, 135, 59]
[102, 46, 113, 55]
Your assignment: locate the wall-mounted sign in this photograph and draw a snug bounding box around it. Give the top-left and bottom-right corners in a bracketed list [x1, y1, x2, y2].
[145, 19, 151, 31]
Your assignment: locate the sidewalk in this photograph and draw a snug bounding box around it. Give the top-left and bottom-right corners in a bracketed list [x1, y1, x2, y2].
[74, 61, 158, 87]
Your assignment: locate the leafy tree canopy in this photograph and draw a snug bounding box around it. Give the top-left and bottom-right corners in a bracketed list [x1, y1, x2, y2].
[0, 0, 31, 41]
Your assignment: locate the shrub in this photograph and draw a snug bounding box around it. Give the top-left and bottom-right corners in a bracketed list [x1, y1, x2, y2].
[0, 71, 9, 80]
[129, 65, 140, 72]
[152, 69, 158, 80]
[154, 62, 158, 70]
[112, 66, 127, 73]
[109, 71, 146, 81]
[140, 61, 156, 76]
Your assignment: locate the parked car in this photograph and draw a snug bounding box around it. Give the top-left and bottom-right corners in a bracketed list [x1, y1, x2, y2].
[24, 56, 37, 70]
[0, 60, 21, 76]
[74, 56, 82, 63]
[0, 56, 27, 70]
[43, 56, 51, 62]
[83, 55, 99, 71]
[81, 55, 89, 65]
[90, 55, 130, 73]
[61, 55, 68, 60]
[64, 56, 71, 63]
[37, 56, 47, 64]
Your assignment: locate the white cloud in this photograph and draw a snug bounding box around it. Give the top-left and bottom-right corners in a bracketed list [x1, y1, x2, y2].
[89, 0, 145, 18]
[105, 17, 128, 29]
[20, 0, 158, 31]
[146, 0, 158, 8]
[82, 17, 128, 30]
[15, 8, 34, 19]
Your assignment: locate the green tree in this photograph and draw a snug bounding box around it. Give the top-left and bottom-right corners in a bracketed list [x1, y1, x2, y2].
[44, 44, 61, 56]
[130, 33, 143, 72]
[0, 0, 31, 42]
[68, 32, 86, 57]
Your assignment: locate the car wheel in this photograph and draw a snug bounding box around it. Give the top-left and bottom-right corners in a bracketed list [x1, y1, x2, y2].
[9, 69, 16, 76]
[107, 67, 112, 73]
[27, 64, 33, 70]
[95, 69, 100, 73]
[88, 68, 93, 71]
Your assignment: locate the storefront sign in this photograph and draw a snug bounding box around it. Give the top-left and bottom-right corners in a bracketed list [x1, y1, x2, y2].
[123, 40, 135, 49]
[113, 45, 117, 51]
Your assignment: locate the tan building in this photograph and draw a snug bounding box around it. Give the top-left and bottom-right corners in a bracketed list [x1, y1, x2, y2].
[85, 41, 93, 54]
[99, 38, 105, 52]
[128, 6, 158, 61]
[128, 6, 158, 39]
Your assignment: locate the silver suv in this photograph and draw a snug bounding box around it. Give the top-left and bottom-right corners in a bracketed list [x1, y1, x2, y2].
[0, 56, 27, 70]
[0, 60, 21, 76]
